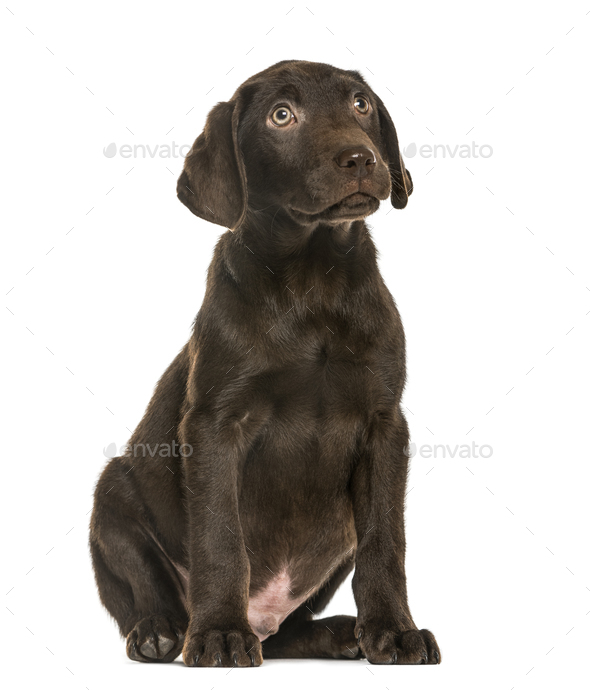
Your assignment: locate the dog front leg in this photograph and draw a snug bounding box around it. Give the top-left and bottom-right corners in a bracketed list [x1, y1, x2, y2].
[179, 409, 262, 668]
[351, 408, 441, 665]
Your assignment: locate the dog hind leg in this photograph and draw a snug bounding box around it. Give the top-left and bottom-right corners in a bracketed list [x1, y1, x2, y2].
[90, 469, 188, 663]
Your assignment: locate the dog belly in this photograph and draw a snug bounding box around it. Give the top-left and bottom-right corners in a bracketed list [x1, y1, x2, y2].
[247, 567, 316, 641]
[242, 493, 357, 641]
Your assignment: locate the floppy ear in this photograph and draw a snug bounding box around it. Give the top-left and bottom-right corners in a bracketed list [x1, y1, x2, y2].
[374, 95, 413, 210]
[177, 100, 247, 230]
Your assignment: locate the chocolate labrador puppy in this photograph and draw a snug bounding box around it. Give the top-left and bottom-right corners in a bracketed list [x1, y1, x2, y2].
[90, 60, 440, 667]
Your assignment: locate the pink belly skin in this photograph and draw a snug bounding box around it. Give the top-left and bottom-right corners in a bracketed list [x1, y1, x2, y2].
[248, 568, 316, 641]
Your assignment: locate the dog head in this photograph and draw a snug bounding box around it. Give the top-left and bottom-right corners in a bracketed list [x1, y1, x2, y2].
[177, 60, 413, 230]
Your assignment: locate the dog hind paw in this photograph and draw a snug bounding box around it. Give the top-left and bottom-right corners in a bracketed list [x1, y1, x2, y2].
[126, 615, 185, 663]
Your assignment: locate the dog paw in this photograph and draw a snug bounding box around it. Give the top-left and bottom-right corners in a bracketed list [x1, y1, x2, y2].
[355, 622, 440, 665]
[183, 628, 263, 667]
[126, 615, 185, 663]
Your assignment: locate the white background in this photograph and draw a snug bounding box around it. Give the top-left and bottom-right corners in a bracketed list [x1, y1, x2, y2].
[1, 1, 589, 689]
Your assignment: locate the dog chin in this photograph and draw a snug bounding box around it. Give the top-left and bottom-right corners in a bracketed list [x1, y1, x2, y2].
[290, 193, 381, 224]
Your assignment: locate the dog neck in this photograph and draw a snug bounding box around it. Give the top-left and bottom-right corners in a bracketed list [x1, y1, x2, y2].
[232, 205, 368, 265]
[208, 207, 382, 323]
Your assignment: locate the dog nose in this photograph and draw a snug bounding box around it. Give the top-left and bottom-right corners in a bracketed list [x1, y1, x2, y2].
[335, 147, 376, 177]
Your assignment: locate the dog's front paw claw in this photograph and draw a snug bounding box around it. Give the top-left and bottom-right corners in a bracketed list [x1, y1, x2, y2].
[183, 628, 263, 667]
[355, 623, 440, 665]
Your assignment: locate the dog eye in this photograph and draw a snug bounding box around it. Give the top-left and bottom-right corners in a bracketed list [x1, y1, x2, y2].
[354, 96, 370, 114]
[271, 106, 294, 126]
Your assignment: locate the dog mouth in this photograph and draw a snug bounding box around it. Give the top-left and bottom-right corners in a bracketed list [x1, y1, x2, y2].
[332, 192, 376, 209]
[290, 192, 380, 223]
